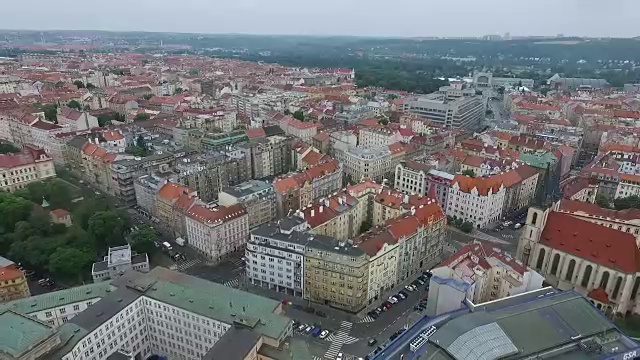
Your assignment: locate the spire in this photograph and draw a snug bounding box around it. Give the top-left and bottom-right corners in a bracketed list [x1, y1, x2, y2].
[41, 197, 50, 208]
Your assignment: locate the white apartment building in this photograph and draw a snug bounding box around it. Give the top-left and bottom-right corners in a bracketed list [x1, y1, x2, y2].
[334, 144, 396, 183]
[394, 160, 431, 196]
[185, 204, 249, 261]
[246, 217, 311, 296]
[1, 267, 294, 360]
[359, 127, 399, 148]
[432, 241, 544, 304]
[447, 175, 506, 229]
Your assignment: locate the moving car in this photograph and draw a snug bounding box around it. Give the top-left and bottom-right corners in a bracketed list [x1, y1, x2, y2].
[162, 241, 173, 251]
[336, 353, 344, 360]
[367, 338, 378, 347]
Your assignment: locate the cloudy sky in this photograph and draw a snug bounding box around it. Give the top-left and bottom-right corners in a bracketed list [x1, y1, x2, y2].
[2, 0, 638, 38]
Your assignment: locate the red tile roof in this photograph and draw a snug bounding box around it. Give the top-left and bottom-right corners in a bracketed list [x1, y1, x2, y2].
[50, 208, 70, 218]
[102, 130, 124, 141]
[558, 199, 640, 222]
[246, 127, 266, 139]
[186, 204, 246, 225]
[157, 182, 193, 201]
[540, 212, 640, 273]
[587, 288, 610, 304]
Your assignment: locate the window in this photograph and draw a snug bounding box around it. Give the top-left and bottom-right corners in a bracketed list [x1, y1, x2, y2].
[45, 311, 52, 318]
[59, 308, 66, 314]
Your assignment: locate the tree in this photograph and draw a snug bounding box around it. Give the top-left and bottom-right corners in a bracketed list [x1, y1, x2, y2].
[454, 218, 463, 227]
[460, 221, 474, 233]
[283, 109, 291, 115]
[134, 113, 150, 121]
[49, 248, 93, 282]
[86, 83, 96, 90]
[125, 146, 149, 157]
[130, 225, 156, 256]
[359, 221, 372, 234]
[497, 86, 505, 95]
[87, 211, 127, 249]
[73, 80, 85, 89]
[614, 195, 640, 210]
[0, 192, 34, 233]
[293, 110, 305, 121]
[43, 104, 58, 123]
[461, 169, 475, 177]
[210, 127, 223, 133]
[67, 100, 82, 110]
[174, 87, 184, 94]
[378, 118, 389, 125]
[135, 135, 147, 150]
[142, 94, 154, 100]
[0, 142, 20, 154]
[596, 193, 611, 209]
[188, 69, 199, 76]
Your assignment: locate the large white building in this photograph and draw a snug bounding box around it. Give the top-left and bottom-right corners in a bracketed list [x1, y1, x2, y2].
[359, 127, 400, 148]
[0, 145, 56, 192]
[447, 174, 506, 229]
[0, 267, 294, 360]
[394, 160, 432, 196]
[246, 217, 312, 296]
[185, 204, 249, 262]
[334, 144, 397, 183]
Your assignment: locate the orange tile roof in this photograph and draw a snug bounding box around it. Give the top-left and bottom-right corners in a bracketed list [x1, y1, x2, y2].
[157, 182, 192, 201]
[0, 264, 25, 282]
[50, 208, 70, 218]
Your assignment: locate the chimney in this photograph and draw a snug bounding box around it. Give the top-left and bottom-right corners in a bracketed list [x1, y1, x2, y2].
[311, 209, 315, 217]
[319, 206, 323, 213]
[403, 194, 409, 203]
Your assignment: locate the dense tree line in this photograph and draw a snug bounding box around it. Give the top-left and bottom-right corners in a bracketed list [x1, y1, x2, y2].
[0, 179, 152, 284]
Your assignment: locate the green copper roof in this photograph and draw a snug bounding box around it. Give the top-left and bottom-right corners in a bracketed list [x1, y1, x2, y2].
[0, 282, 115, 314]
[519, 151, 558, 169]
[0, 310, 54, 357]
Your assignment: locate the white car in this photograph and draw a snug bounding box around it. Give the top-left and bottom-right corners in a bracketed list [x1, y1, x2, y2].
[405, 285, 414, 292]
[388, 296, 398, 304]
[319, 330, 330, 339]
[336, 353, 344, 360]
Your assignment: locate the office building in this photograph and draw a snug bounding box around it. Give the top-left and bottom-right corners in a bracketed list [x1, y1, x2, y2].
[0, 267, 293, 360]
[185, 204, 249, 262]
[91, 245, 150, 282]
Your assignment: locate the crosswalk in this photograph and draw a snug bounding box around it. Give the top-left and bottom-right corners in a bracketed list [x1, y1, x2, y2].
[223, 278, 239, 288]
[324, 321, 355, 359]
[358, 315, 375, 323]
[175, 259, 201, 272]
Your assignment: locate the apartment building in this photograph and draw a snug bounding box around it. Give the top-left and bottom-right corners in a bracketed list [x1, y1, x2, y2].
[372, 188, 435, 227]
[0, 145, 56, 192]
[359, 127, 400, 148]
[0, 267, 294, 360]
[218, 179, 277, 229]
[433, 242, 543, 304]
[394, 160, 432, 196]
[185, 204, 249, 262]
[154, 182, 198, 238]
[91, 245, 150, 282]
[111, 152, 177, 204]
[447, 174, 506, 229]
[133, 173, 176, 217]
[304, 238, 369, 312]
[243, 135, 291, 179]
[57, 107, 99, 131]
[334, 144, 396, 183]
[298, 191, 363, 241]
[270, 113, 319, 142]
[246, 217, 312, 296]
[0, 256, 30, 303]
[425, 169, 455, 212]
[273, 159, 343, 217]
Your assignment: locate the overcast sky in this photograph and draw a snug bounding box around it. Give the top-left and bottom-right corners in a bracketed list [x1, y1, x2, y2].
[2, 0, 638, 38]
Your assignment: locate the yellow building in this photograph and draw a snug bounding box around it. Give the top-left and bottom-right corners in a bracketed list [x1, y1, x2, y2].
[304, 236, 369, 312]
[0, 145, 56, 192]
[0, 256, 30, 303]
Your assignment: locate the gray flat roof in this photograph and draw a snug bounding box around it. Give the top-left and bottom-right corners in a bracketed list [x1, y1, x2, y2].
[203, 326, 261, 360]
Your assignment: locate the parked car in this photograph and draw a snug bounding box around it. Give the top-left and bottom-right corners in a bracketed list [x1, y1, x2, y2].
[383, 301, 392, 309]
[304, 325, 313, 334]
[312, 327, 322, 337]
[404, 285, 414, 292]
[397, 292, 407, 300]
[399, 290, 409, 298]
[388, 296, 398, 304]
[416, 278, 425, 285]
[367, 338, 378, 346]
[297, 324, 306, 332]
[316, 311, 327, 318]
[514, 223, 522, 229]
[319, 330, 330, 339]
[336, 352, 344, 360]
